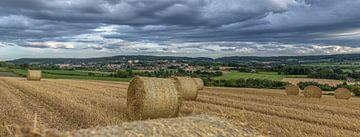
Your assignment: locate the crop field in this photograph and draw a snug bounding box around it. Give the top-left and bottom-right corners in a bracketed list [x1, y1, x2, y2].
[282, 78, 343, 87]
[214, 72, 307, 81]
[1, 77, 360, 137]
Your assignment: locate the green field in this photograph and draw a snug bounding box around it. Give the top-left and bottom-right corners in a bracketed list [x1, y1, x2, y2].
[11, 69, 130, 82]
[214, 72, 307, 81]
[304, 62, 360, 67]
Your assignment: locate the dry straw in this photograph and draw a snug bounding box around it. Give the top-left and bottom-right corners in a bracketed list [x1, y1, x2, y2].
[65, 115, 254, 137]
[193, 78, 204, 90]
[334, 88, 352, 100]
[304, 85, 322, 98]
[172, 77, 198, 100]
[127, 76, 180, 120]
[285, 84, 300, 95]
[27, 70, 42, 81]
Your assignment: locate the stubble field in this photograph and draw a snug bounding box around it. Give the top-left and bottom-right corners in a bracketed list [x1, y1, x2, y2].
[1, 77, 360, 137]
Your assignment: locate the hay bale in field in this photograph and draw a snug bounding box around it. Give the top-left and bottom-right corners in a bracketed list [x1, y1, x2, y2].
[172, 77, 198, 100]
[303, 85, 322, 98]
[27, 70, 42, 81]
[65, 115, 260, 137]
[285, 84, 300, 95]
[127, 76, 180, 120]
[334, 88, 352, 100]
[193, 78, 204, 90]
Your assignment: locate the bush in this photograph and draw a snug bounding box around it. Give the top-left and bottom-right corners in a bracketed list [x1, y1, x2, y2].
[204, 78, 288, 89]
[342, 85, 360, 96]
[297, 82, 337, 91]
[351, 86, 360, 96]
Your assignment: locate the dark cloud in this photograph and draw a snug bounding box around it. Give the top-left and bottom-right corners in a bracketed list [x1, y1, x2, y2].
[0, 0, 360, 59]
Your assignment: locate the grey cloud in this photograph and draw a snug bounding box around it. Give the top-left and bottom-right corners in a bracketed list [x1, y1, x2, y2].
[19, 42, 75, 49]
[1, 0, 360, 59]
[0, 0, 301, 26]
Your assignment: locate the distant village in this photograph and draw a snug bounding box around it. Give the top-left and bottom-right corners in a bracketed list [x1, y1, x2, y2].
[53, 59, 238, 72]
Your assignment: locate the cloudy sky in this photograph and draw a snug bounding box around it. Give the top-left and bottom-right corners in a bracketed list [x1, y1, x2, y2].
[1, 0, 360, 60]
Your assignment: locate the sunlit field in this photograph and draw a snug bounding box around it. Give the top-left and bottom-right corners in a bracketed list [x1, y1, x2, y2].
[1, 77, 360, 137]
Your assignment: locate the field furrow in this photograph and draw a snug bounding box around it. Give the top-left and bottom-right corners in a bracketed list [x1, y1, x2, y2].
[1, 77, 360, 137]
[45, 79, 127, 98]
[0, 78, 128, 130]
[204, 87, 360, 110]
[201, 91, 360, 119]
[181, 101, 360, 137]
[0, 80, 72, 130]
[196, 94, 360, 133]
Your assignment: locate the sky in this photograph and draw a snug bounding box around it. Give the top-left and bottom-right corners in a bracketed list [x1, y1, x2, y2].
[1, 0, 360, 60]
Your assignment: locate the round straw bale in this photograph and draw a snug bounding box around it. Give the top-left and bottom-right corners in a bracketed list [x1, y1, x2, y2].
[27, 70, 42, 81]
[303, 85, 322, 98]
[334, 88, 352, 100]
[127, 76, 180, 120]
[172, 77, 198, 100]
[193, 78, 204, 90]
[285, 84, 300, 95]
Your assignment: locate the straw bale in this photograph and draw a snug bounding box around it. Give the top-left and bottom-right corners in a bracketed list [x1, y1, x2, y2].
[304, 85, 322, 98]
[334, 88, 352, 100]
[172, 77, 198, 100]
[27, 70, 42, 81]
[65, 115, 261, 137]
[193, 78, 204, 90]
[127, 76, 180, 120]
[285, 84, 300, 95]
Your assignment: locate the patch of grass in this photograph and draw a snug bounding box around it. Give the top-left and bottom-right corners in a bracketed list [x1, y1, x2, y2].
[303, 62, 360, 67]
[43, 70, 111, 76]
[0, 67, 10, 72]
[214, 72, 307, 81]
[11, 69, 130, 82]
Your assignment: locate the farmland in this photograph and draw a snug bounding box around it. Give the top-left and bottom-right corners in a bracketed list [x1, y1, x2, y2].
[214, 72, 307, 81]
[0, 67, 18, 77]
[11, 69, 130, 82]
[1, 77, 360, 136]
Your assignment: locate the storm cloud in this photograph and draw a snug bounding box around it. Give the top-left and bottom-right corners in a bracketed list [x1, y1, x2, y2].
[0, 0, 360, 59]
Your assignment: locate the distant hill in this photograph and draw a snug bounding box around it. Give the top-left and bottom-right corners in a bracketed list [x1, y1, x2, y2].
[7, 54, 360, 64]
[8, 55, 214, 64]
[216, 54, 360, 63]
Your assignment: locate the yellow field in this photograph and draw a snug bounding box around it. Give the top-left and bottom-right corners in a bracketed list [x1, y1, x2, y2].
[1, 77, 360, 137]
[282, 78, 343, 87]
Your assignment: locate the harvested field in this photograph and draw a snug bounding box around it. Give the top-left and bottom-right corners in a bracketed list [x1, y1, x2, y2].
[282, 78, 343, 87]
[1, 77, 360, 137]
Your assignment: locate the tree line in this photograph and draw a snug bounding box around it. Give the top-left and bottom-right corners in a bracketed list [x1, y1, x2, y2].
[109, 69, 223, 78]
[203, 78, 288, 89]
[278, 66, 360, 80]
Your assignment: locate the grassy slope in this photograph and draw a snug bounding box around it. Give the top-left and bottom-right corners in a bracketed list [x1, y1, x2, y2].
[11, 69, 130, 82]
[214, 72, 307, 81]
